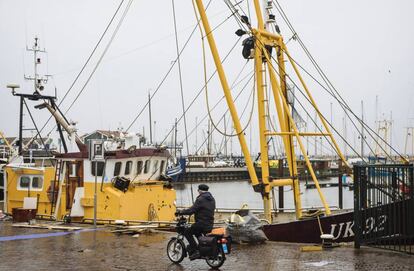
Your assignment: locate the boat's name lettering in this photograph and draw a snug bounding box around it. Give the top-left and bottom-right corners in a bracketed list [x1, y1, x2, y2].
[329, 215, 387, 240]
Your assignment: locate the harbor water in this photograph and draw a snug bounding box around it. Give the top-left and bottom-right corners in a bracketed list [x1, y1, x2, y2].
[173, 177, 354, 211]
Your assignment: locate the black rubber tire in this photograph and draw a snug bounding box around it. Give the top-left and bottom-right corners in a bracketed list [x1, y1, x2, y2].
[206, 248, 226, 269]
[167, 238, 186, 264]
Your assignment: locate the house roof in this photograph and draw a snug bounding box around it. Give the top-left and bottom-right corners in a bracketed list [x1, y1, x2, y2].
[81, 130, 125, 141]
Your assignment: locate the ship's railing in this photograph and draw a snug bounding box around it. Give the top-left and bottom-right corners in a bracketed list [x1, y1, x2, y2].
[354, 164, 414, 254]
[0, 146, 12, 160]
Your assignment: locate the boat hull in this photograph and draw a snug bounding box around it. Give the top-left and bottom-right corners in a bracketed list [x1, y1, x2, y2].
[263, 211, 355, 243]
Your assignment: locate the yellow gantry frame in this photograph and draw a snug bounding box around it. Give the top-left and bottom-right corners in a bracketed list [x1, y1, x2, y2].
[0, 131, 12, 150]
[194, 0, 351, 222]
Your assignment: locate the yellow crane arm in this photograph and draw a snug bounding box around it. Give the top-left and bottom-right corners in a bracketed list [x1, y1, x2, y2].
[0, 131, 12, 149]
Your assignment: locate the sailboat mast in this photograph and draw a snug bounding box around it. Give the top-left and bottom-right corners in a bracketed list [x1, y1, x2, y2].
[361, 100, 365, 159]
[174, 118, 178, 158]
[148, 91, 152, 144]
[224, 114, 227, 157]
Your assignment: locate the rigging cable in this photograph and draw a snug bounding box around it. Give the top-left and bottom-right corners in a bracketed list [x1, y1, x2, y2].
[272, 0, 405, 162]
[223, 0, 363, 163]
[192, 0, 254, 138]
[215, 61, 254, 153]
[143, 35, 242, 181]
[227, 1, 398, 163]
[282, 49, 398, 162]
[126, 0, 214, 132]
[63, 0, 134, 116]
[44, 0, 134, 138]
[206, 71, 255, 137]
[22, 99, 54, 165]
[218, 81, 255, 152]
[252, 33, 366, 161]
[185, 67, 253, 142]
[37, 0, 127, 136]
[172, 0, 190, 155]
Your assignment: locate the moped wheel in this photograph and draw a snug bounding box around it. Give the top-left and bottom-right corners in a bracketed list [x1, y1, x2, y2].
[167, 237, 186, 263]
[206, 248, 226, 269]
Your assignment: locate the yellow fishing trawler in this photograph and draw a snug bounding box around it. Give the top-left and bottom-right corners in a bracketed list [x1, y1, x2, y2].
[4, 38, 176, 223]
[4, 146, 176, 223]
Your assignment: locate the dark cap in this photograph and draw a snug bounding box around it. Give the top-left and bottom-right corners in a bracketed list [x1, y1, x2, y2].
[198, 184, 209, 191]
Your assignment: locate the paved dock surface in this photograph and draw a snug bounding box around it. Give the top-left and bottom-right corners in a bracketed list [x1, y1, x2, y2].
[0, 222, 413, 271]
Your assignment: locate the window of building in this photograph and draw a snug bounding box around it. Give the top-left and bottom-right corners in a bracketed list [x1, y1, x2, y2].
[91, 161, 105, 177]
[137, 161, 143, 175]
[125, 161, 132, 175]
[144, 160, 150, 174]
[160, 160, 165, 174]
[114, 162, 122, 176]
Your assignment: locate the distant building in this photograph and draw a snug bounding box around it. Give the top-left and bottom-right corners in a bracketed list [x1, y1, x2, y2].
[81, 130, 147, 150]
[81, 130, 124, 143]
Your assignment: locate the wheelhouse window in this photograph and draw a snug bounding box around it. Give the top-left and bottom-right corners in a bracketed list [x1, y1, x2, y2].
[69, 163, 77, 177]
[153, 160, 159, 174]
[137, 161, 143, 175]
[160, 160, 165, 174]
[19, 176, 30, 188]
[32, 176, 43, 189]
[91, 161, 105, 177]
[17, 175, 44, 191]
[144, 160, 151, 174]
[114, 162, 122, 176]
[125, 161, 132, 175]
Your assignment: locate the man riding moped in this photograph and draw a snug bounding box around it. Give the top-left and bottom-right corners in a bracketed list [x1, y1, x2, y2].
[175, 184, 215, 260]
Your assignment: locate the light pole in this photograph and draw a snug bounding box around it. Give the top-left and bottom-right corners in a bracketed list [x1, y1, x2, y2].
[89, 139, 104, 228]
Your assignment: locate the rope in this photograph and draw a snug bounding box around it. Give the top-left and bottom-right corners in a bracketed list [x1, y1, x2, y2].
[202, 76, 255, 154]
[184, 61, 252, 142]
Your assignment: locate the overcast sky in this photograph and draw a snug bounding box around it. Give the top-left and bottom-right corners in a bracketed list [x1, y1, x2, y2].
[1, 0, 413, 157]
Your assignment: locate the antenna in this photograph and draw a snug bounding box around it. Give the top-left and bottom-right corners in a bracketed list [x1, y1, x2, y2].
[24, 37, 48, 95]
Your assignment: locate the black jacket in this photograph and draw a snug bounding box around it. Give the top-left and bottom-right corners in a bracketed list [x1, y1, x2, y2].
[180, 192, 216, 230]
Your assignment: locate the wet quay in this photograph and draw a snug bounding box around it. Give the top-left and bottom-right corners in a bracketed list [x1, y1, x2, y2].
[1, 222, 413, 271]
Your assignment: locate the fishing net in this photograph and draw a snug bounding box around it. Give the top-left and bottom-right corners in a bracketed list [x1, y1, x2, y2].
[226, 207, 268, 244]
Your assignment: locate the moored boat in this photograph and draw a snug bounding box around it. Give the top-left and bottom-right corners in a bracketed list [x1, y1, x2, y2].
[3, 37, 177, 223]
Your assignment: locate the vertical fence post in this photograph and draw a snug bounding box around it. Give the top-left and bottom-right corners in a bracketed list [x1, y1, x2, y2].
[354, 165, 361, 248]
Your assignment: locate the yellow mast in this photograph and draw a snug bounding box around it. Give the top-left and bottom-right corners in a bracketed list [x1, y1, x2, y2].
[193, 0, 260, 191]
[194, 0, 352, 221]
